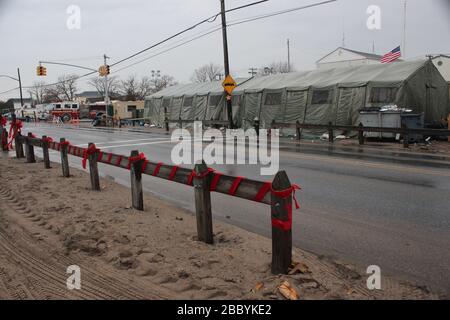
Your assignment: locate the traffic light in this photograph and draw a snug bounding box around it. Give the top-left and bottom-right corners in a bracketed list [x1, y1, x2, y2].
[36, 66, 47, 76]
[98, 65, 110, 77]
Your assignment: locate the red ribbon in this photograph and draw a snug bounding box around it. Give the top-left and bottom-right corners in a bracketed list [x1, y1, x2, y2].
[0, 116, 6, 127]
[7, 120, 22, 149]
[271, 184, 301, 210]
[254, 182, 272, 202]
[168, 166, 179, 181]
[116, 155, 123, 167]
[187, 168, 215, 186]
[82, 144, 99, 169]
[210, 172, 223, 191]
[152, 162, 163, 177]
[229, 176, 244, 196]
[127, 153, 146, 170]
[42, 137, 53, 145]
[142, 160, 149, 173]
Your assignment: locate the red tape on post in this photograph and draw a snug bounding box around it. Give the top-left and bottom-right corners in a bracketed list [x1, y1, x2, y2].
[187, 168, 215, 186]
[271, 184, 301, 210]
[127, 153, 146, 170]
[107, 153, 113, 163]
[82, 144, 99, 169]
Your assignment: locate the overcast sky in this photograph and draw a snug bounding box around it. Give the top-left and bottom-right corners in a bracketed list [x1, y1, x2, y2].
[0, 0, 449, 100]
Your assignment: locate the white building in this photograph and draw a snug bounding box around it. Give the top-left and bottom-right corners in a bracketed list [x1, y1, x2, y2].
[316, 47, 385, 70]
[6, 98, 33, 110]
[431, 55, 450, 82]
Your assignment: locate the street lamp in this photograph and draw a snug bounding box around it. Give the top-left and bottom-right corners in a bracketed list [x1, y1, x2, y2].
[0, 69, 25, 109]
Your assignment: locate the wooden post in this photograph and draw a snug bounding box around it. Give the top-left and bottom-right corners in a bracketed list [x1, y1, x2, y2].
[88, 142, 100, 191]
[165, 117, 169, 132]
[358, 123, 365, 145]
[296, 121, 302, 141]
[129, 150, 144, 211]
[42, 135, 51, 169]
[271, 170, 293, 275]
[1, 128, 8, 151]
[193, 161, 214, 244]
[25, 133, 36, 163]
[328, 121, 334, 143]
[15, 133, 24, 158]
[60, 138, 70, 177]
[447, 114, 449, 142]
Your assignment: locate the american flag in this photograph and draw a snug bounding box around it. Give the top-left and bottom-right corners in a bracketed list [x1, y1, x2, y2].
[381, 46, 402, 64]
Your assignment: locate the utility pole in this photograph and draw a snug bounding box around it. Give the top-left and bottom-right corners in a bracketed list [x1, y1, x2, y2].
[220, 0, 234, 129]
[104, 54, 110, 108]
[17, 68, 24, 108]
[248, 68, 258, 77]
[287, 39, 291, 73]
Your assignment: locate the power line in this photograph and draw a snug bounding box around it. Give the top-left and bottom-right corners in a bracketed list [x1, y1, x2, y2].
[227, 0, 338, 27]
[111, 0, 337, 74]
[110, 0, 269, 68]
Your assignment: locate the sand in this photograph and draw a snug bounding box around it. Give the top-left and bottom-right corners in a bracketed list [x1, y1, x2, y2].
[0, 155, 438, 300]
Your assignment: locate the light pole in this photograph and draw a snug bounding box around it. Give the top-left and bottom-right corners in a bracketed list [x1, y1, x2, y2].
[0, 71, 24, 109]
[220, 0, 234, 129]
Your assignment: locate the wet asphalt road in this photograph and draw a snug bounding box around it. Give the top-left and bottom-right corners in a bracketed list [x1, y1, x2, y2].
[14, 123, 450, 296]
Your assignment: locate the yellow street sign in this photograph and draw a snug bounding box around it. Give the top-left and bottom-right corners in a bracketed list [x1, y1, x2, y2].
[222, 75, 237, 95]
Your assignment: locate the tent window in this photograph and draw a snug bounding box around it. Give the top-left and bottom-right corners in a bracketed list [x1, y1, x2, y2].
[183, 97, 193, 107]
[264, 93, 282, 105]
[162, 98, 171, 108]
[311, 90, 333, 104]
[209, 95, 222, 106]
[369, 87, 398, 103]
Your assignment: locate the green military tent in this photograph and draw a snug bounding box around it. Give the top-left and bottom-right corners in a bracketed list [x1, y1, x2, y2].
[145, 60, 450, 132]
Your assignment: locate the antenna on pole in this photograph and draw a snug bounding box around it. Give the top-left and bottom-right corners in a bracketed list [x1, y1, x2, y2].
[287, 39, 291, 72]
[402, 0, 407, 59]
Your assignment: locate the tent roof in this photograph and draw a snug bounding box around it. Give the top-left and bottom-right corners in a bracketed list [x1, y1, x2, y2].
[148, 60, 429, 99]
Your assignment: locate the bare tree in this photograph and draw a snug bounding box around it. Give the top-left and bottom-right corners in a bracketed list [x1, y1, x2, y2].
[153, 74, 177, 92]
[88, 76, 120, 99]
[56, 74, 78, 101]
[28, 81, 47, 104]
[191, 63, 223, 83]
[259, 61, 296, 76]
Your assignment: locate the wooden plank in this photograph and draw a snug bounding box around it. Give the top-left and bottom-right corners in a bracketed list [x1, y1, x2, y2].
[88, 143, 100, 191]
[60, 138, 70, 177]
[193, 161, 214, 244]
[129, 150, 144, 211]
[25, 133, 36, 163]
[271, 170, 292, 275]
[42, 135, 51, 169]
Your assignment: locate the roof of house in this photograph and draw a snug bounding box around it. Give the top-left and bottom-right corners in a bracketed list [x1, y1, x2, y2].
[76, 91, 103, 98]
[317, 47, 389, 64]
[7, 98, 32, 103]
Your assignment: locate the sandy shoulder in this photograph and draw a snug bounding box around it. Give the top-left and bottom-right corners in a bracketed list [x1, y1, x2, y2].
[0, 155, 438, 300]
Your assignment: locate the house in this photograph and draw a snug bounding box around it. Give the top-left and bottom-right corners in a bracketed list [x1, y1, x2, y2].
[112, 100, 145, 119]
[75, 91, 104, 104]
[6, 98, 33, 110]
[145, 60, 449, 131]
[431, 55, 450, 82]
[316, 47, 390, 70]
